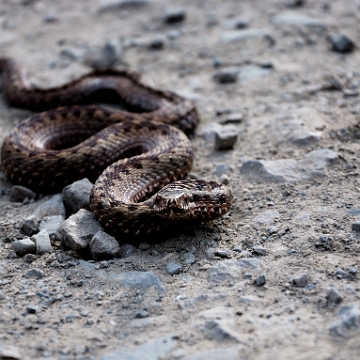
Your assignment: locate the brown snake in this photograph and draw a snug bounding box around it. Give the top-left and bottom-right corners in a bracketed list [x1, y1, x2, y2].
[0, 58, 232, 236]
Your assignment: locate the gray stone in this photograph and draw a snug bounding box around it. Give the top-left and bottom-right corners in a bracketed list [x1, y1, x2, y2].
[32, 229, 52, 255]
[39, 215, 63, 240]
[326, 287, 343, 306]
[252, 245, 267, 256]
[215, 126, 238, 150]
[292, 273, 309, 287]
[60, 209, 103, 251]
[12, 238, 36, 256]
[241, 149, 338, 183]
[254, 274, 266, 286]
[330, 305, 360, 338]
[166, 263, 182, 275]
[182, 252, 196, 265]
[182, 347, 242, 360]
[271, 12, 330, 28]
[98, 0, 152, 13]
[24, 268, 43, 279]
[213, 67, 239, 84]
[214, 249, 232, 258]
[163, 8, 186, 24]
[10, 185, 36, 203]
[0, 346, 21, 360]
[62, 178, 93, 214]
[147, 35, 166, 50]
[286, 0, 305, 7]
[351, 221, 360, 232]
[330, 33, 356, 53]
[34, 194, 66, 220]
[89, 230, 120, 260]
[220, 28, 272, 43]
[208, 258, 262, 282]
[20, 215, 39, 236]
[109, 271, 165, 294]
[84, 40, 122, 70]
[119, 243, 139, 258]
[101, 335, 175, 360]
[203, 320, 242, 343]
[26, 304, 38, 314]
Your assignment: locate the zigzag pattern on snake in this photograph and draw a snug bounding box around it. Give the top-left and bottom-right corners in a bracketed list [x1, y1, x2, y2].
[0, 58, 232, 236]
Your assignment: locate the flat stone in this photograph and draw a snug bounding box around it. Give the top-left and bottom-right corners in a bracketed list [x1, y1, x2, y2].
[182, 347, 242, 360]
[62, 178, 93, 214]
[198, 306, 233, 320]
[166, 263, 182, 275]
[351, 221, 360, 231]
[34, 194, 66, 220]
[215, 126, 238, 150]
[241, 149, 338, 183]
[213, 67, 239, 84]
[10, 185, 36, 202]
[98, 0, 152, 13]
[0, 346, 21, 360]
[60, 209, 103, 251]
[271, 12, 330, 28]
[101, 335, 175, 360]
[203, 320, 242, 343]
[330, 33, 356, 53]
[89, 230, 120, 260]
[24, 268, 43, 279]
[252, 245, 267, 256]
[20, 215, 39, 236]
[39, 215, 63, 240]
[32, 229, 52, 255]
[12, 238, 36, 257]
[329, 305, 360, 338]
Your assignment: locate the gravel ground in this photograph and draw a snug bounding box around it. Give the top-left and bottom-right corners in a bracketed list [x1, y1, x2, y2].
[1, 0, 360, 359]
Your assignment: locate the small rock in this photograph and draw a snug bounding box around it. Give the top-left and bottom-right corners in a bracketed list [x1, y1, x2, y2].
[166, 263, 182, 275]
[84, 40, 122, 70]
[254, 274, 266, 286]
[20, 215, 39, 236]
[26, 304, 38, 314]
[10, 185, 36, 202]
[60, 209, 103, 251]
[326, 287, 343, 306]
[351, 221, 360, 232]
[163, 8, 186, 24]
[135, 310, 149, 318]
[12, 238, 36, 256]
[0, 346, 21, 360]
[43, 12, 59, 23]
[119, 243, 139, 258]
[98, 0, 152, 13]
[336, 268, 348, 279]
[252, 245, 267, 256]
[24, 268, 43, 279]
[286, 0, 305, 7]
[330, 33, 356, 53]
[62, 178, 93, 214]
[213, 67, 239, 84]
[34, 194, 66, 220]
[330, 305, 360, 338]
[39, 215, 63, 240]
[147, 35, 166, 50]
[203, 320, 241, 343]
[32, 229, 52, 255]
[292, 273, 309, 287]
[215, 126, 238, 151]
[225, 17, 249, 29]
[219, 174, 230, 185]
[214, 249, 232, 258]
[182, 252, 196, 265]
[89, 230, 120, 260]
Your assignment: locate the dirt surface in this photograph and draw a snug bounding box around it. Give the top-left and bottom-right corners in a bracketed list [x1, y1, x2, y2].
[1, 0, 360, 359]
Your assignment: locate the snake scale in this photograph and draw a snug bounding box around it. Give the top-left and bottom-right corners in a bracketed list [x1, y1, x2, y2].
[0, 58, 232, 236]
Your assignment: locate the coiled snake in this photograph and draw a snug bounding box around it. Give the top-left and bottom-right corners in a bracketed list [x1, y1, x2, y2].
[0, 58, 232, 236]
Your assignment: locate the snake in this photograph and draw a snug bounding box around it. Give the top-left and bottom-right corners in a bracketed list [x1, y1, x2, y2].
[0, 58, 232, 236]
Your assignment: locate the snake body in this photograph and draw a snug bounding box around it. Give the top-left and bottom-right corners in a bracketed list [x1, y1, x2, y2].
[0, 58, 232, 236]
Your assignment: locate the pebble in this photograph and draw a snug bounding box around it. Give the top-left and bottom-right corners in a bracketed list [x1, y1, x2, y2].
[329, 33, 356, 53]
[20, 215, 40, 236]
[329, 305, 360, 338]
[214, 249, 232, 259]
[9, 185, 36, 203]
[252, 245, 267, 256]
[163, 8, 186, 24]
[62, 178, 93, 214]
[166, 263, 182, 275]
[351, 221, 360, 232]
[147, 35, 166, 50]
[26, 304, 38, 314]
[34, 194, 66, 220]
[24, 268, 44, 279]
[84, 40, 122, 70]
[219, 174, 230, 185]
[32, 229, 52, 255]
[182, 252, 196, 265]
[241, 149, 339, 183]
[213, 67, 239, 84]
[326, 287, 343, 306]
[336, 269, 348, 279]
[60, 209, 103, 251]
[203, 320, 241, 343]
[292, 273, 309, 288]
[215, 126, 238, 151]
[225, 17, 249, 29]
[89, 230, 120, 260]
[254, 274, 266, 286]
[119, 243, 139, 258]
[286, 0, 305, 7]
[0, 346, 21, 360]
[39, 215, 63, 240]
[12, 238, 36, 257]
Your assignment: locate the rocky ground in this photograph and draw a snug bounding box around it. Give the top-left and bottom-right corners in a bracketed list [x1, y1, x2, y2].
[1, 0, 360, 359]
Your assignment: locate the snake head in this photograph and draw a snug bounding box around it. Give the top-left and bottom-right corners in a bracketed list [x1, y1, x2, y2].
[153, 186, 194, 220]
